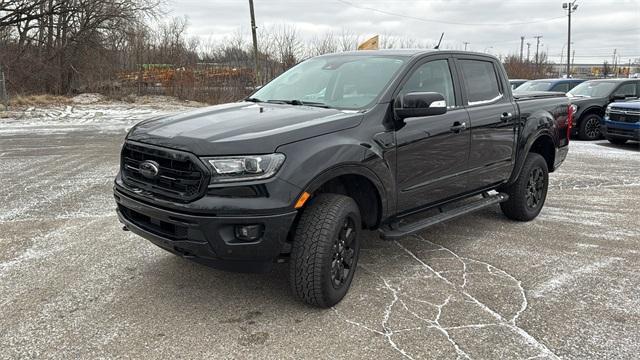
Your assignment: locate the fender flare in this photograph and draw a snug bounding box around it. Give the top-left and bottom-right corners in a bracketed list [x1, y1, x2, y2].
[576, 105, 605, 124]
[302, 163, 391, 221]
[508, 130, 555, 184]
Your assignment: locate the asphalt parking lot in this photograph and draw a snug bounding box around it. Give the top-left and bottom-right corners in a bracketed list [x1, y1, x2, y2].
[1, 105, 639, 359]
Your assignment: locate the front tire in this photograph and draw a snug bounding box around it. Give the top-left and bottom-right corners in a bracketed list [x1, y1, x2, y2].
[500, 153, 549, 221]
[578, 114, 602, 140]
[289, 194, 361, 307]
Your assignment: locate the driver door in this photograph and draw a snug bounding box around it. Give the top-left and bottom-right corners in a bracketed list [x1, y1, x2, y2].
[394, 57, 471, 214]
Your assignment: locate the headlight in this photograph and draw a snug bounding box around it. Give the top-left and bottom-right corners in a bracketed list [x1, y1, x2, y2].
[204, 153, 285, 183]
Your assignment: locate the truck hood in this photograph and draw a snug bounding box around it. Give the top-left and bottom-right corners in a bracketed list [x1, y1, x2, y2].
[127, 102, 363, 155]
[609, 100, 640, 110]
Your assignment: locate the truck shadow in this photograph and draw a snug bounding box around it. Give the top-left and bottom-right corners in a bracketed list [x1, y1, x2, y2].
[595, 141, 639, 151]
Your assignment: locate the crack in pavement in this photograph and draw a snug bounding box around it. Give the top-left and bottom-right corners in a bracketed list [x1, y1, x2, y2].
[333, 234, 559, 360]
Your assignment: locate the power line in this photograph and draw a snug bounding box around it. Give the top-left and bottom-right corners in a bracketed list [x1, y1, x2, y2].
[335, 0, 565, 27]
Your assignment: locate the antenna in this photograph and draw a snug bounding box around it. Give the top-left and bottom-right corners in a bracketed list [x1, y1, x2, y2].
[434, 32, 445, 49]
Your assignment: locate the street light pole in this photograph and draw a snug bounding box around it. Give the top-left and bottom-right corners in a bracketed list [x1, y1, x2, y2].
[563, 1, 578, 78]
[249, 0, 260, 86]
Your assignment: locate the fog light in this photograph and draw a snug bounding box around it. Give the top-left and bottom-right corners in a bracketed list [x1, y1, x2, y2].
[235, 224, 264, 241]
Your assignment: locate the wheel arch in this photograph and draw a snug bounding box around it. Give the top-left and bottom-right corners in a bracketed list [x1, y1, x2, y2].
[508, 132, 556, 184]
[302, 165, 388, 229]
[576, 105, 605, 125]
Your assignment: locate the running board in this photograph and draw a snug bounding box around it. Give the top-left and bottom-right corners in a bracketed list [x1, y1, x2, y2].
[380, 193, 509, 240]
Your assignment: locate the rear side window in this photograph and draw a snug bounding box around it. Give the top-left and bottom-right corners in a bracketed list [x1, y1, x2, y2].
[552, 83, 570, 92]
[459, 60, 502, 105]
[614, 83, 637, 97]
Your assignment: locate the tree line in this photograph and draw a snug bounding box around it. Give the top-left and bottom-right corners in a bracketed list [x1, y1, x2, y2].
[1, 1, 556, 104]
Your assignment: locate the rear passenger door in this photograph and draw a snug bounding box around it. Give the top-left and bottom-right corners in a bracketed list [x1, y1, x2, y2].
[455, 57, 517, 191]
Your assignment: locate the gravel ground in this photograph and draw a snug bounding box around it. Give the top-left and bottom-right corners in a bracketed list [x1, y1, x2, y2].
[1, 104, 639, 359]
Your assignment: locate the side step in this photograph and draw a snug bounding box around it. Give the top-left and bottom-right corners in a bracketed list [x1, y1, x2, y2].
[380, 192, 509, 240]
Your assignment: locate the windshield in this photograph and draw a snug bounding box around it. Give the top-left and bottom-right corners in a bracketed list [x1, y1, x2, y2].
[250, 55, 406, 110]
[568, 81, 617, 98]
[515, 81, 553, 92]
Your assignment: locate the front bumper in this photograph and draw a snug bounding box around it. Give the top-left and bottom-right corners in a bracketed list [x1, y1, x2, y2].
[115, 189, 298, 272]
[601, 119, 640, 141]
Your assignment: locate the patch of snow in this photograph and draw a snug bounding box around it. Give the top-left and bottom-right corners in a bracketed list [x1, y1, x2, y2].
[530, 257, 624, 298]
[71, 93, 106, 104]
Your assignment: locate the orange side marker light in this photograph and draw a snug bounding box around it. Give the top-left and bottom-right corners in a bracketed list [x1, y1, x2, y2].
[294, 192, 311, 209]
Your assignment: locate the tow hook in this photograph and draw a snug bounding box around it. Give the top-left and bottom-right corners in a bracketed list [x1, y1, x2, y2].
[122, 225, 130, 232]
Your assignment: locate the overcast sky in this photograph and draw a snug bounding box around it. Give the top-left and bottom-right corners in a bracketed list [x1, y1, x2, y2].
[169, 0, 639, 64]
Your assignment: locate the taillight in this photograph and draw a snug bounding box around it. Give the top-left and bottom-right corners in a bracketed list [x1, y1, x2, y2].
[566, 104, 574, 142]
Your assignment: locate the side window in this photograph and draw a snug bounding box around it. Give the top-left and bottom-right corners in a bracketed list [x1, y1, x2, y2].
[399, 60, 456, 108]
[614, 83, 637, 97]
[459, 60, 502, 105]
[552, 83, 570, 92]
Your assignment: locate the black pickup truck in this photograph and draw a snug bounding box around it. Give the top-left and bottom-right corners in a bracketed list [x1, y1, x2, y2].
[115, 50, 570, 307]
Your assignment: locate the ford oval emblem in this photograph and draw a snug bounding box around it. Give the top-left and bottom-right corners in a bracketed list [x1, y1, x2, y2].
[139, 160, 160, 179]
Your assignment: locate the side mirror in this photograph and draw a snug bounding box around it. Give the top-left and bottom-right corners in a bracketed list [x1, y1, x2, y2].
[611, 94, 626, 101]
[395, 92, 447, 119]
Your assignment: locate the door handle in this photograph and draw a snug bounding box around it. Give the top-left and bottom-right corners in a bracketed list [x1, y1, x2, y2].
[450, 121, 467, 133]
[501, 112, 513, 121]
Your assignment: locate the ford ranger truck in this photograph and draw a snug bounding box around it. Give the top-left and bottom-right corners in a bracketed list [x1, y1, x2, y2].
[114, 50, 571, 307]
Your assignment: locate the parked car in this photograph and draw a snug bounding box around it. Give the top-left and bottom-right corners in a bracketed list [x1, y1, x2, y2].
[509, 79, 528, 90]
[601, 100, 640, 144]
[567, 78, 640, 140]
[114, 50, 571, 307]
[514, 78, 585, 93]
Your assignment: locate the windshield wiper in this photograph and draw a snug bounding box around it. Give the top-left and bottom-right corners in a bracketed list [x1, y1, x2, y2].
[244, 97, 263, 103]
[266, 99, 330, 108]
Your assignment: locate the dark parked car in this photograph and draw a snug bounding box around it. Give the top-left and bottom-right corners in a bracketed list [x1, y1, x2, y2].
[114, 50, 570, 307]
[601, 100, 640, 144]
[514, 78, 585, 93]
[567, 78, 640, 140]
[509, 79, 528, 90]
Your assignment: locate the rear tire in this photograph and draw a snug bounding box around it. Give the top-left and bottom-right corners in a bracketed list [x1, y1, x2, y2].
[289, 194, 361, 307]
[500, 153, 549, 221]
[607, 137, 627, 145]
[578, 114, 602, 140]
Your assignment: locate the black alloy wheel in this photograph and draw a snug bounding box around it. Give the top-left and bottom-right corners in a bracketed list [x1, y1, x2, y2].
[331, 217, 357, 289]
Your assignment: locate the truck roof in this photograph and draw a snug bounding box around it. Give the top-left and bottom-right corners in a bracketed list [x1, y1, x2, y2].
[318, 49, 499, 60]
[584, 78, 637, 83]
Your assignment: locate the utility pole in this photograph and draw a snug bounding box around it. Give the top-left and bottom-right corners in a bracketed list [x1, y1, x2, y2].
[249, 0, 260, 86]
[563, 1, 578, 77]
[526, 42, 531, 62]
[532, 35, 542, 76]
[519, 36, 524, 62]
[463, 42, 469, 51]
[534, 35, 543, 65]
[613, 49, 617, 76]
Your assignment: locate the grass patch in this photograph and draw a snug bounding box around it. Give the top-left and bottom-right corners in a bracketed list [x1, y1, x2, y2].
[8, 94, 71, 107]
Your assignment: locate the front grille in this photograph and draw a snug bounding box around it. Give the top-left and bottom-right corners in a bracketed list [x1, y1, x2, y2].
[609, 109, 640, 123]
[121, 141, 209, 202]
